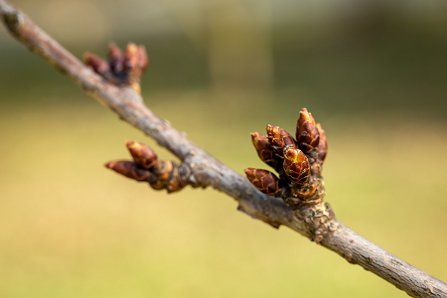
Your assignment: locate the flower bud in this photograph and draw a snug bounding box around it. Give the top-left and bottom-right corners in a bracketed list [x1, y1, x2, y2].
[108, 42, 124, 75]
[126, 140, 158, 169]
[296, 108, 320, 157]
[84, 52, 110, 78]
[316, 123, 328, 162]
[244, 168, 280, 197]
[266, 124, 295, 154]
[251, 132, 281, 170]
[166, 164, 184, 193]
[124, 43, 148, 93]
[105, 160, 150, 181]
[283, 147, 310, 185]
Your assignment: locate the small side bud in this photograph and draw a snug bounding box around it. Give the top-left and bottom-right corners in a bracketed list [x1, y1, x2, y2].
[316, 123, 328, 162]
[126, 140, 158, 169]
[296, 108, 320, 157]
[166, 164, 184, 193]
[266, 124, 295, 154]
[137, 45, 149, 71]
[105, 160, 150, 181]
[84, 52, 110, 78]
[108, 42, 124, 75]
[283, 147, 310, 185]
[124, 43, 148, 93]
[244, 168, 280, 197]
[251, 132, 281, 170]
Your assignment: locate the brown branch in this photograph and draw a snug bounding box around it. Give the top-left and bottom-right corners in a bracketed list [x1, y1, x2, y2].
[1, 1, 446, 297]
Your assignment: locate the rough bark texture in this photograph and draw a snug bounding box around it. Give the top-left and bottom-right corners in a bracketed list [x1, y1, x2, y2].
[1, 1, 446, 297]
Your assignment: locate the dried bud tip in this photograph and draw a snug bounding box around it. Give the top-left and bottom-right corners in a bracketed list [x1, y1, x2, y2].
[251, 132, 269, 148]
[126, 140, 158, 169]
[105, 160, 150, 181]
[298, 108, 316, 125]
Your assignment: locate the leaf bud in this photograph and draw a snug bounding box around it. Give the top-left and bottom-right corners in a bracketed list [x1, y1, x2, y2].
[84, 52, 110, 78]
[105, 160, 150, 181]
[126, 140, 158, 169]
[316, 123, 328, 162]
[266, 124, 295, 154]
[108, 42, 124, 75]
[244, 168, 280, 197]
[251, 132, 281, 170]
[296, 108, 320, 157]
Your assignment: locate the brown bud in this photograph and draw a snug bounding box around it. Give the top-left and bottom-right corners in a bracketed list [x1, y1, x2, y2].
[244, 168, 280, 197]
[84, 52, 110, 78]
[108, 42, 124, 75]
[137, 45, 149, 71]
[124, 43, 148, 93]
[296, 108, 320, 157]
[155, 160, 174, 182]
[124, 43, 139, 71]
[126, 140, 158, 169]
[166, 164, 184, 193]
[105, 160, 150, 181]
[266, 124, 295, 154]
[316, 123, 328, 162]
[283, 147, 310, 185]
[251, 132, 281, 170]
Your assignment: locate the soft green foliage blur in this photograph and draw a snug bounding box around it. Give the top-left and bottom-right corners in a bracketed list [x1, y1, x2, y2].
[0, 1, 446, 297]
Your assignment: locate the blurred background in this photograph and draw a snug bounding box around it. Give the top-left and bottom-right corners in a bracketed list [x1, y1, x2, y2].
[1, 0, 447, 297]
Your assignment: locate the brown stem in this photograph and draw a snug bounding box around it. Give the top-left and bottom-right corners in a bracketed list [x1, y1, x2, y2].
[1, 1, 446, 297]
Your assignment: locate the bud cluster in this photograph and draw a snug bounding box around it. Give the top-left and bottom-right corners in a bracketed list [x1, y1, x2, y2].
[105, 141, 187, 193]
[245, 108, 328, 208]
[84, 43, 148, 93]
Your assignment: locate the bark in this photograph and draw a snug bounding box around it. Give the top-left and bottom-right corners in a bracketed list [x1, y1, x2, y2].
[1, 1, 446, 297]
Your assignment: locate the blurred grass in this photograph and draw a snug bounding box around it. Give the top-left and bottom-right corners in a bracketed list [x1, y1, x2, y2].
[0, 91, 446, 298]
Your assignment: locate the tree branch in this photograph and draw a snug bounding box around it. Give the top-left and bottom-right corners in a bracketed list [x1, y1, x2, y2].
[1, 1, 446, 297]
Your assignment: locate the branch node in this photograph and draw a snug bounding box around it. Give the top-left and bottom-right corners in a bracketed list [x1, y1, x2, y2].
[246, 107, 337, 242]
[106, 141, 195, 193]
[84, 43, 148, 94]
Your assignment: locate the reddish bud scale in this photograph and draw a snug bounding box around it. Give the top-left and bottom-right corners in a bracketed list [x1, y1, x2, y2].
[124, 43, 139, 72]
[146, 160, 184, 192]
[316, 123, 328, 162]
[283, 147, 310, 185]
[105, 160, 150, 181]
[266, 125, 295, 155]
[296, 108, 320, 157]
[124, 43, 148, 93]
[85, 43, 149, 93]
[251, 132, 281, 170]
[84, 53, 110, 78]
[126, 140, 158, 169]
[166, 164, 183, 193]
[244, 168, 280, 197]
[108, 43, 124, 74]
[137, 46, 149, 71]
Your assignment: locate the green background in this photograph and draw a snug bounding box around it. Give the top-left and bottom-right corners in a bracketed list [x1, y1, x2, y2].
[1, 1, 446, 297]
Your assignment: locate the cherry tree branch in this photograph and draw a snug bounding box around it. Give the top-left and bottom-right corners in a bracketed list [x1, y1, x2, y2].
[1, 1, 446, 297]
